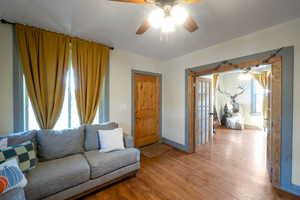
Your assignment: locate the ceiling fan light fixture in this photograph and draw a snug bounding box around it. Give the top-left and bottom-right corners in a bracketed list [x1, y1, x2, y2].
[171, 5, 188, 25]
[148, 8, 165, 28]
[161, 16, 175, 33]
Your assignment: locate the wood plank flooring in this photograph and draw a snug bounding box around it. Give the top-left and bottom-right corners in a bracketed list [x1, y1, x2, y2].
[84, 128, 300, 200]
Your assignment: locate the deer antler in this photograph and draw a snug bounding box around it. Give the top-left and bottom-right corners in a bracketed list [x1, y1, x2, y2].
[232, 85, 247, 99]
[218, 86, 231, 97]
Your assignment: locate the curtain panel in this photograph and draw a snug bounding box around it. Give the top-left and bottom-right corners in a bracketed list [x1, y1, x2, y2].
[71, 38, 109, 124]
[212, 74, 220, 126]
[16, 24, 70, 129]
[251, 71, 269, 128]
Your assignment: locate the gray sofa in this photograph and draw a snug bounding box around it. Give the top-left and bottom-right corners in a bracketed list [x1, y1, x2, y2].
[0, 122, 140, 200]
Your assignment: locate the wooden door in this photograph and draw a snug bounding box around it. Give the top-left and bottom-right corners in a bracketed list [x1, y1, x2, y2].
[195, 77, 213, 145]
[134, 73, 161, 147]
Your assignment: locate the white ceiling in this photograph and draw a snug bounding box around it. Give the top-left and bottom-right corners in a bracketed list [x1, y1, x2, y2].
[1, 0, 300, 60]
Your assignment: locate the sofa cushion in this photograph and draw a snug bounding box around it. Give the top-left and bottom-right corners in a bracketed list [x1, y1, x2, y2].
[37, 127, 84, 161]
[0, 188, 26, 200]
[84, 122, 118, 151]
[0, 130, 36, 147]
[84, 148, 140, 179]
[25, 154, 90, 200]
[124, 135, 134, 148]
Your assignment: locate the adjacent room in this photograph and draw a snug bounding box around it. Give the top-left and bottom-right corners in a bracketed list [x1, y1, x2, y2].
[0, 0, 300, 200]
[196, 66, 271, 142]
[193, 65, 273, 193]
[195, 66, 270, 138]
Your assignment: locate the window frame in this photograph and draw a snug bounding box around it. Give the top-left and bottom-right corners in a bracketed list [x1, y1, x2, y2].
[250, 79, 264, 115]
[22, 68, 109, 130]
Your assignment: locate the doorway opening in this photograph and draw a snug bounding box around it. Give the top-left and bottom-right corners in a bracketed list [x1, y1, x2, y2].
[195, 66, 272, 186]
[195, 64, 271, 144]
[187, 55, 282, 187]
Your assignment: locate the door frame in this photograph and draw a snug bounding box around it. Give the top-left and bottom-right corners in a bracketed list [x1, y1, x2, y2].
[184, 47, 295, 192]
[189, 55, 282, 184]
[131, 70, 162, 146]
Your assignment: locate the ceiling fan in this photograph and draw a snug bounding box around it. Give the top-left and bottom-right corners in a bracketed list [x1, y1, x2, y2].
[110, 0, 203, 34]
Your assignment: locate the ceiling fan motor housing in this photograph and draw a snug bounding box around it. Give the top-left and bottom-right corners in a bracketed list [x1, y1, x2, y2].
[149, 0, 179, 7]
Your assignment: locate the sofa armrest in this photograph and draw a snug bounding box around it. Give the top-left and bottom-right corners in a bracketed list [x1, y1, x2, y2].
[123, 134, 134, 148]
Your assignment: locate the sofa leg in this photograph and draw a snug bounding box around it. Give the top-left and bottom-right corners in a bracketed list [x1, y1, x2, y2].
[131, 170, 138, 178]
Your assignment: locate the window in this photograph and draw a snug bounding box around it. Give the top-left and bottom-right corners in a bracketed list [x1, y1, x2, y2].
[23, 68, 107, 130]
[251, 79, 265, 114]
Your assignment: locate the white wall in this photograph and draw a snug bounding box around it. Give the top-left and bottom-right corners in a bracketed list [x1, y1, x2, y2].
[161, 18, 300, 185]
[0, 24, 13, 135]
[109, 49, 161, 135]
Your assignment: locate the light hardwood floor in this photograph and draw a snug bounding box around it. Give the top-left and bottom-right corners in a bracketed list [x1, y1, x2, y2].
[84, 128, 300, 200]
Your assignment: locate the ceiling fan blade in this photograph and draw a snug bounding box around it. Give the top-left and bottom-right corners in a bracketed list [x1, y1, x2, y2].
[181, 0, 205, 3]
[182, 16, 198, 32]
[110, 0, 145, 4]
[136, 20, 150, 35]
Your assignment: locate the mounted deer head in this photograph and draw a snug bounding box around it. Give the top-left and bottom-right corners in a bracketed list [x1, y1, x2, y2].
[218, 85, 246, 104]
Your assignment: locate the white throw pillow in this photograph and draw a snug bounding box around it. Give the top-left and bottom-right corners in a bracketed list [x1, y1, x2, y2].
[98, 128, 125, 153]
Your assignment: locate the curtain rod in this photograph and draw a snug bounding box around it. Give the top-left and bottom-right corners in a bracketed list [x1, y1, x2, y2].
[0, 19, 114, 50]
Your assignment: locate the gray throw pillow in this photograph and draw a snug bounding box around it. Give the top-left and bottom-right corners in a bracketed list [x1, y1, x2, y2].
[0, 130, 37, 147]
[37, 127, 84, 161]
[84, 122, 118, 151]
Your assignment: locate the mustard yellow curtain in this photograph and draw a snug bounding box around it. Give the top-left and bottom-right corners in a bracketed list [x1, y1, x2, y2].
[16, 24, 70, 129]
[252, 72, 269, 124]
[212, 74, 219, 90]
[71, 39, 109, 124]
[212, 74, 219, 106]
[212, 74, 220, 125]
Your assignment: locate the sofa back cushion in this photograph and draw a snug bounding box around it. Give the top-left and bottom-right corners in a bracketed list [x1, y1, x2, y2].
[36, 127, 84, 161]
[84, 122, 118, 151]
[0, 131, 37, 147]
